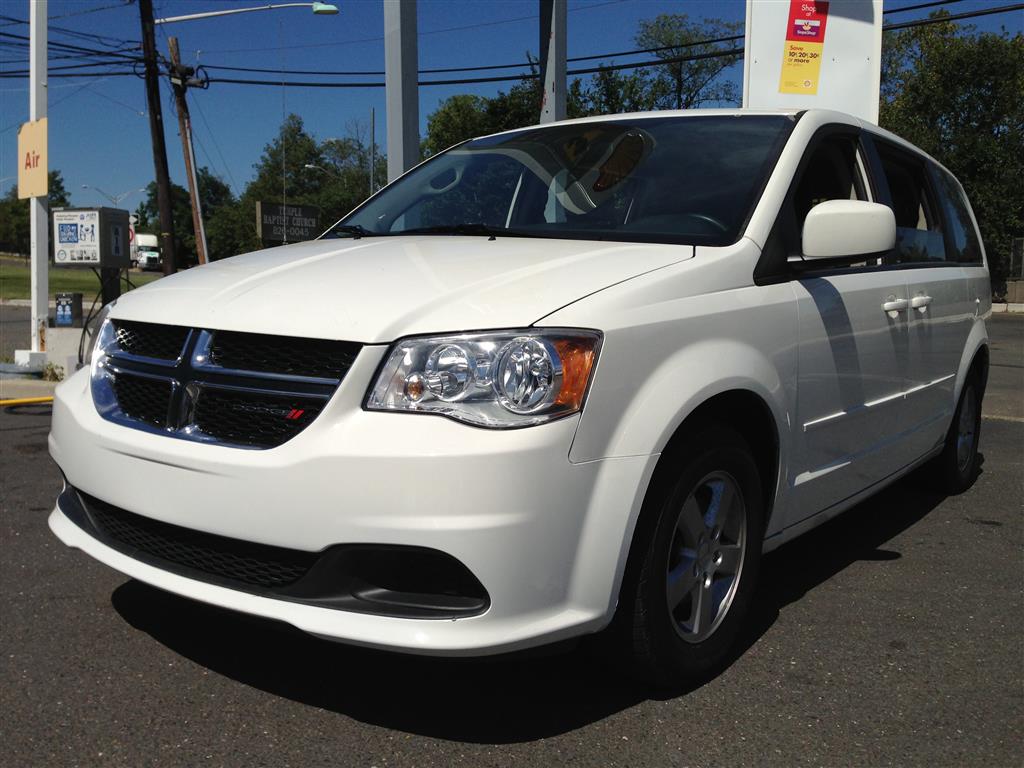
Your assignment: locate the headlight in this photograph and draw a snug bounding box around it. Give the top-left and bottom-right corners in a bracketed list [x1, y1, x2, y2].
[366, 329, 602, 428]
[84, 302, 116, 370]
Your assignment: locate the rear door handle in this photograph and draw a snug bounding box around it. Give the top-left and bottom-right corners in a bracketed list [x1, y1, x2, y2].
[911, 295, 933, 310]
[882, 298, 909, 315]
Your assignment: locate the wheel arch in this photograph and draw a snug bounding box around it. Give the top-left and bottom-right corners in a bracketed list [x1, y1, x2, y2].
[954, 320, 990, 401]
[608, 388, 782, 629]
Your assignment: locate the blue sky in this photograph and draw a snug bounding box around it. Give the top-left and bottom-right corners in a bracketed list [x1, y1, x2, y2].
[1, 0, 1020, 209]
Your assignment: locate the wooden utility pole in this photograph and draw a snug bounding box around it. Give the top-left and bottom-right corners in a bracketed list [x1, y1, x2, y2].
[138, 0, 177, 274]
[168, 37, 208, 265]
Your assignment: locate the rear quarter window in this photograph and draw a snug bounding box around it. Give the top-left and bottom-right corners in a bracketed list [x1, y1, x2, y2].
[932, 167, 984, 264]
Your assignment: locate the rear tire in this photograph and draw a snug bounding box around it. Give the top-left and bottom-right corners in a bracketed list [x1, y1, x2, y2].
[926, 374, 983, 495]
[623, 426, 764, 686]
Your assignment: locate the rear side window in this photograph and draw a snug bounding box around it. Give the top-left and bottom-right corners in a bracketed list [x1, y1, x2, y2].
[932, 167, 983, 264]
[876, 143, 946, 264]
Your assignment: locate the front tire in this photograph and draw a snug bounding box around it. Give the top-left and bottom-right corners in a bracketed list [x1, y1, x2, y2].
[624, 427, 764, 685]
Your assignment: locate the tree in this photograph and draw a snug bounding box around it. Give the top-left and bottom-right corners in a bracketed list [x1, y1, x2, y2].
[423, 71, 595, 156]
[317, 128, 387, 222]
[421, 14, 743, 155]
[423, 95, 492, 156]
[137, 167, 236, 263]
[231, 113, 325, 252]
[0, 170, 71, 256]
[881, 15, 1023, 292]
[634, 14, 743, 110]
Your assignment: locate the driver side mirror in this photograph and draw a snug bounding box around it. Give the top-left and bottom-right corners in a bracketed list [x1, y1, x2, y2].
[800, 200, 896, 261]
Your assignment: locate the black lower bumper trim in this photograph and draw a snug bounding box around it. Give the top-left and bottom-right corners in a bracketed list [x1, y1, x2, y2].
[59, 485, 489, 619]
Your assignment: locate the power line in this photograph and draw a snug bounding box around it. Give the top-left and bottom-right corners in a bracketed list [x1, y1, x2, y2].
[884, 2, 1023, 30]
[190, 93, 239, 194]
[81, 81, 147, 115]
[199, 0, 626, 55]
[194, 34, 746, 77]
[0, 31, 142, 61]
[167, 1, 997, 81]
[0, 76, 116, 133]
[204, 46, 745, 89]
[0, 14, 139, 48]
[48, 1, 135, 21]
[1, 3, 1018, 87]
[884, 0, 966, 14]
[199, 3, 1024, 87]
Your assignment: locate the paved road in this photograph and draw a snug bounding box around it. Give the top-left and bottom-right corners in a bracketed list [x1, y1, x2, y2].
[1, 319, 1021, 767]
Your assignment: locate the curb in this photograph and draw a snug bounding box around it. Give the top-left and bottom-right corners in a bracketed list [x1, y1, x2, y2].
[992, 303, 1024, 314]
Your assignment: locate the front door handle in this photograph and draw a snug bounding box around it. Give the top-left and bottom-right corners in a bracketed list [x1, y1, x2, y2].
[882, 297, 909, 316]
[911, 294, 933, 310]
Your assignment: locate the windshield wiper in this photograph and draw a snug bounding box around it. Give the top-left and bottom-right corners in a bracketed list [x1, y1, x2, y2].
[325, 224, 378, 239]
[399, 223, 513, 239]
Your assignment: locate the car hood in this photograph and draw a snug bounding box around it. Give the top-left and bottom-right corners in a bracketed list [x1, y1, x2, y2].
[110, 236, 691, 343]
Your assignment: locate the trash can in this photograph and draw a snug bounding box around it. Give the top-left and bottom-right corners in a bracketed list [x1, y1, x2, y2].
[55, 292, 83, 328]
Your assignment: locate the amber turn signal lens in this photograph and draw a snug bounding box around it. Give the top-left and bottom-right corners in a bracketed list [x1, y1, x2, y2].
[553, 337, 599, 409]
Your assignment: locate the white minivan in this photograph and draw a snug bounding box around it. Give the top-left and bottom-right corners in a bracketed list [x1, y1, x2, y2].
[48, 109, 990, 683]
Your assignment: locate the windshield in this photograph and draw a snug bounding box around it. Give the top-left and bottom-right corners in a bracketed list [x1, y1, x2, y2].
[332, 115, 794, 246]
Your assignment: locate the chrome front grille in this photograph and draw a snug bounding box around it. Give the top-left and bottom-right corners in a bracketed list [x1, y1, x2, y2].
[93, 321, 361, 449]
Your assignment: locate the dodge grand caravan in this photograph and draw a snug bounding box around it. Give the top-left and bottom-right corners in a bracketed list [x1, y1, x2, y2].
[48, 109, 990, 682]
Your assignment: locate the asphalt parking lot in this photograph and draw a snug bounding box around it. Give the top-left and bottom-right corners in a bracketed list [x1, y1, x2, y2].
[1, 316, 1021, 767]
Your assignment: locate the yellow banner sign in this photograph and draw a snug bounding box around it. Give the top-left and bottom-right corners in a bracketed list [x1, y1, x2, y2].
[778, 0, 829, 96]
[779, 41, 824, 95]
[17, 117, 48, 199]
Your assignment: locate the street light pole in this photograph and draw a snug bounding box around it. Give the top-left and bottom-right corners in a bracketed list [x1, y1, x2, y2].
[168, 36, 208, 265]
[138, 0, 178, 276]
[80, 185, 146, 207]
[154, 2, 338, 25]
[303, 163, 341, 180]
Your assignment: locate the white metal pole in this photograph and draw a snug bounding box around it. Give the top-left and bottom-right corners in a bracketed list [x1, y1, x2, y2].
[384, 0, 418, 182]
[29, 0, 48, 354]
[539, 0, 566, 123]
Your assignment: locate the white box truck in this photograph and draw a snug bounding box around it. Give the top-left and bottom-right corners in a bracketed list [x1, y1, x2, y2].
[134, 233, 161, 271]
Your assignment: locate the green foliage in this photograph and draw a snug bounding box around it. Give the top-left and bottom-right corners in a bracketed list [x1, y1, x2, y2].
[633, 14, 743, 109]
[0, 171, 71, 256]
[137, 165, 238, 264]
[229, 114, 385, 253]
[0, 254, 161, 301]
[422, 75, 563, 157]
[422, 14, 741, 155]
[880, 15, 1023, 290]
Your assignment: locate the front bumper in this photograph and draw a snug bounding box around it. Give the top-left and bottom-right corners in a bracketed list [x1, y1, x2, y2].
[48, 351, 656, 655]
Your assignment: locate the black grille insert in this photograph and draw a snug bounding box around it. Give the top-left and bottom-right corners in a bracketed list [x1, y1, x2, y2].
[113, 320, 189, 360]
[207, 330, 361, 380]
[60, 486, 490, 618]
[192, 387, 325, 448]
[79, 491, 316, 588]
[112, 373, 171, 428]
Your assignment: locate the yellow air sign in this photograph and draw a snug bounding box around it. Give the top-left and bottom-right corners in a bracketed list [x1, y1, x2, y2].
[18, 117, 48, 199]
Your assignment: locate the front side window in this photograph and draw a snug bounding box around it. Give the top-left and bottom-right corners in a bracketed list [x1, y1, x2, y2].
[792, 134, 868, 249]
[876, 143, 946, 264]
[330, 116, 795, 247]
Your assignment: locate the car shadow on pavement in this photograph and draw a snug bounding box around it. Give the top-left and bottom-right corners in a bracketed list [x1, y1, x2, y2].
[110, 462, 975, 744]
